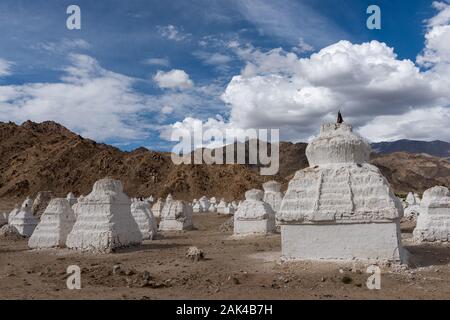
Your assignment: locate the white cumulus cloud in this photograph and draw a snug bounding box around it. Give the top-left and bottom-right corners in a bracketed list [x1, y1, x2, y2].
[0, 54, 154, 142]
[163, 2, 450, 145]
[154, 69, 194, 89]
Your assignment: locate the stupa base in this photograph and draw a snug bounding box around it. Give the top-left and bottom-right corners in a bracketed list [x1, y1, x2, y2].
[281, 222, 406, 263]
[159, 219, 193, 231]
[234, 218, 276, 236]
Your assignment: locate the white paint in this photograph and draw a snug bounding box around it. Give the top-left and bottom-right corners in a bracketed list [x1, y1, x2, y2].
[28, 198, 76, 249]
[281, 223, 403, 262]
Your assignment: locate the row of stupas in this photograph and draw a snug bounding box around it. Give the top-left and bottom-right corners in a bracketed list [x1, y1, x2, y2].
[2, 113, 450, 263]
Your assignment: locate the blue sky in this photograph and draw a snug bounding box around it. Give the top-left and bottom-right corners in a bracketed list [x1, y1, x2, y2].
[0, 0, 449, 151]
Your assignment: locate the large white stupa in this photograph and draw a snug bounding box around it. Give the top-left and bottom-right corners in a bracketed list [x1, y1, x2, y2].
[65, 178, 142, 253]
[277, 113, 405, 262]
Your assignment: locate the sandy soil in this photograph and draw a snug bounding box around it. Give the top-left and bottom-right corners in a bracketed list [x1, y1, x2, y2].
[1, 213, 450, 300]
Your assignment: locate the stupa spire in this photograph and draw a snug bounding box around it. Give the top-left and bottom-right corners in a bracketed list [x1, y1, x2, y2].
[337, 110, 343, 124]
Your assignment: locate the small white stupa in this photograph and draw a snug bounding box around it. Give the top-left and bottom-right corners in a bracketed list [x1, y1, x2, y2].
[262, 181, 284, 213]
[413, 186, 450, 242]
[217, 200, 228, 214]
[28, 198, 76, 249]
[10, 197, 38, 237]
[199, 196, 210, 212]
[131, 200, 157, 240]
[224, 203, 235, 215]
[208, 203, 217, 213]
[192, 200, 203, 213]
[151, 198, 165, 218]
[404, 192, 421, 220]
[277, 113, 405, 262]
[210, 197, 217, 205]
[234, 189, 276, 236]
[66, 192, 78, 207]
[66, 178, 142, 253]
[159, 194, 193, 231]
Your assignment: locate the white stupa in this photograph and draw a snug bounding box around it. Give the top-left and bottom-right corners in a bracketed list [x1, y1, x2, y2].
[8, 204, 20, 225]
[10, 197, 38, 237]
[217, 200, 228, 214]
[151, 198, 165, 218]
[234, 189, 276, 236]
[66, 192, 78, 207]
[277, 113, 405, 262]
[199, 196, 210, 212]
[404, 191, 421, 220]
[210, 197, 217, 205]
[131, 200, 157, 240]
[224, 203, 235, 215]
[28, 198, 76, 249]
[159, 195, 193, 231]
[208, 203, 217, 213]
[66, 178, 142, 253]
[413, 186, 450, 242]
[262, 181, 284, 213]
[192, 200, 203, 213]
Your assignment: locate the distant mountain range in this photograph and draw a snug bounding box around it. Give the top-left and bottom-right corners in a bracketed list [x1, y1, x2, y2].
[371, 139, 450, 159]
[0, 121, 448, 203]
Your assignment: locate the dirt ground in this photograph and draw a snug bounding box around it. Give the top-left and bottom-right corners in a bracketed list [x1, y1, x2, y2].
[1, 212, 450, 300]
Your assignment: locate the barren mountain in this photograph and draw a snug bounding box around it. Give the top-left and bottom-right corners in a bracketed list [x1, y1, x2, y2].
[0, 121, 448, 204]
[371, 139, 450, 160]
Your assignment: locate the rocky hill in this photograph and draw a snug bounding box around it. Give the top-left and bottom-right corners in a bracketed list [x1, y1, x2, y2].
[0, 121, 449, 204]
